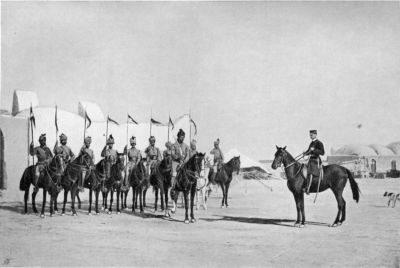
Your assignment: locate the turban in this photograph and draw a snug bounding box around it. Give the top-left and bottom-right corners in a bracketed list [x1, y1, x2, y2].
[107, 135, 115, 145]
[39, 134, 46, 142]
[190, 140, 197, 149]
[130, 136, 136, 143]
[59, 133, 67, 141]
[84, 136, 92, 144]
[165, 141, 172, 148]
[309, 130, 317, 134]
[177, 129, 185, 137]
[214, 138, 220, 146]
[149, 136, 156, 142]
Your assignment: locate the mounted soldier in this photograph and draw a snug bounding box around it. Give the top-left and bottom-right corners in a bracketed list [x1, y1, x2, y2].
[101, 135, 118, 165]
[145, 136, 162, 176]
[30, 134, 53, 190]
[53, 133, 75, 164]
[124, 136, 142, 177]
[170, 129, 190, 194]
[163, 141, 173, 159]
[304, 130, 325, 195]
[189, 139, 198, 158]
[78, 136, 95, 191]
[210, 138, 224, 181]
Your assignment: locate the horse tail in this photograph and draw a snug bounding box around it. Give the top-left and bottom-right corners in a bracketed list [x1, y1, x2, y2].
[19, 166, 33, 191]
[345, 168, 360, 203]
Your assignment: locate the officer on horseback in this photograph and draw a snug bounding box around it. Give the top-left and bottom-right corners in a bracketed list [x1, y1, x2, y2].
[304, 130, 325, 195]
[210, 138, 224, 181]
[124, 136, 142, 176]
[53, 133, 75, 164]
[101, 135, 118, 165]
[170, 129, 190, 193]
[78, 136, 95, 191]
[30, 134, 53, 190]
[145, 136, 162, 176]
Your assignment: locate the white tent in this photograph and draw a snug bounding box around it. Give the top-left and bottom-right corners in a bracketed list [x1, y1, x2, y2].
[224, 148, 271, 174]
[78, 100, 105, 122]
[12, 90, 39, 116]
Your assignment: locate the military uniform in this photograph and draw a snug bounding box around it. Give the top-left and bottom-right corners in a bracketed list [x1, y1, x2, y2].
[306, 139, 325, 176]
[101, 135, 118, 165]
[210, 143, 224, 173]
[145, 145, 162, 174]
[78, 136, 95, 190]
[163, 141, 173, 159]
[189, 140, 198, 158]
[171, 141, 190, 176]
[30, 134, 53, 187]
[54, 134, 75, 163]
[125, 147, 141, 174]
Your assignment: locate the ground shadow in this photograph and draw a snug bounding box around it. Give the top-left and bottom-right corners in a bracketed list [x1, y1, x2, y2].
[202, 215, 330, 227]
[0, 202, 26, 214]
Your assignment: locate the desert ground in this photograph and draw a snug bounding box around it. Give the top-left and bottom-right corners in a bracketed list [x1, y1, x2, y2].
[0, 177, 399, 267]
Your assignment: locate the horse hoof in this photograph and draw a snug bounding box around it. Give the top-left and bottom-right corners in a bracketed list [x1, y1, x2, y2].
[40, 214, 45, 218]
[88, 212, 92, 216]
[294, 223, 300, 227]
[61, 213, 65, 216]
[54, 210, 59, 213]
[72, 213, 77, 216]
[184, 219, 189, 224]
[190, 218, 196, 223]
[105, 208, 109, 212]
[50, 213, 55, 217]
[117, 211, 121, 215]
[140, 210, 144, 214]
[107, 211, 111, 215]
[101, 207, 105, 211]
[96, 212, 100, 215]
[338, 222, 343, 226]
[330, 223, 338, 227]
[299, 224, 305, 228]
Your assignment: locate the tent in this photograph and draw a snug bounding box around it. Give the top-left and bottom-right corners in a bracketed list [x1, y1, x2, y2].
[224, 148, 271, 174]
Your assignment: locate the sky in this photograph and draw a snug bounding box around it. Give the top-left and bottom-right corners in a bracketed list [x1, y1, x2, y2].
[1, 1, 400, 160]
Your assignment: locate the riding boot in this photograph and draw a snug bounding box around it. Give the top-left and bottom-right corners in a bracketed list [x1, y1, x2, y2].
[170, 176, 177, 198]
[305, 175, 312, 195]
[79, 177, 85, 192]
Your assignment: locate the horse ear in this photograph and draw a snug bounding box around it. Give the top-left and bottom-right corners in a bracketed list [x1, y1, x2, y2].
[276, 145, 279, 150]
[283, 146, 286, 150]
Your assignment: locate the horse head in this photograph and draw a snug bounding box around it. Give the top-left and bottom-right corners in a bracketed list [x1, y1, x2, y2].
[232, 156, 241, 175]
[103, 155, 113, 178]
[271, 145, 287, 170]
[52, 153, 66, 176]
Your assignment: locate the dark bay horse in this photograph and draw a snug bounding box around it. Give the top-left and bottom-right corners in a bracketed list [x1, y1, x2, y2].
[149, 153, 172, 215]
[106, 154, 126, 214]
[208, 156, 241, 208]
[169, 152, 205, 223]
[128, 158, 148, 213]
[61, 152, 96, 215]
[19, 154, 65, 217]
[271, 146, 360, 227]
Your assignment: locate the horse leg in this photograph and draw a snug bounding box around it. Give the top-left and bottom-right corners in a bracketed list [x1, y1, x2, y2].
[62, 189, 68, 215]
[164, 185, 169, 217]
[40, 189, 46, 218]
[220, 183, 226, 208]
[32, 190, 38, 214]
[299, 193, 305, 227]
[225, 182, 231, 208]
[293, 193, 301, 227]
[143, 188, 147, 208]
[71, 188, 77, 216]
[24, 188, 30, 214]
[116, 189, 121, 214]
[332, 189, 345, 227]
[160, 187, 165, 212]
[202, 188, 207, 210]
[77, 192, 82, 209]
[131, 187, 136, 213]
[139, 188, 144, 213]
[88, 188, 93, 215]
[196, 190, 199, 210]
[124, 190, 129, 209]
[184, 191, 189, 224]
[190, 186, 196, 223]
[95, 189, 100, 214]
[109, 190, 114, 214]
[154, 188, 159, 212]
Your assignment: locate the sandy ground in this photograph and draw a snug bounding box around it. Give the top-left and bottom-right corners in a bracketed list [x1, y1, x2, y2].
[0, 177, 399, 267]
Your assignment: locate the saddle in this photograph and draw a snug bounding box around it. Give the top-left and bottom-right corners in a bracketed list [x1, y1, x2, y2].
[302, 159, 324, 179]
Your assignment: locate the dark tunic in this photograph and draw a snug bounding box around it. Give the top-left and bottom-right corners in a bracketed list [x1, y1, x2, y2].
[306, 139, 325, 176]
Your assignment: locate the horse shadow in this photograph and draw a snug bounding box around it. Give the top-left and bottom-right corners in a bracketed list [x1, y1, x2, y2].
[202, 215, 330, 227]
[0, 202, 26, 214]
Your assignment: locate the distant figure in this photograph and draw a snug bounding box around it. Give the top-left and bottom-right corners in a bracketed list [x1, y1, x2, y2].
[189, 139, 197, 158]
[145, 136, 162, 176]
[163, 141, 173, 159]
[30, 134, 53, 190]
[53, 133, 75, 164]
[210, 138, 224, 181]
[304, 130, 325, 195]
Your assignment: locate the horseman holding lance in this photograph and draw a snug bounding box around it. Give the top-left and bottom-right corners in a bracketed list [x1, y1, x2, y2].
[124, 136, 142, 177]
[145, 136, 162, 176]
[170, 129, 190, 193]
[78, 136, 95, 191]
[304, 130, 325, 195]
[53, 133, 75, 164]
[101, 135, 118, 165]
[210, 138, 224, 181]
[30, 134, 54, 190]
